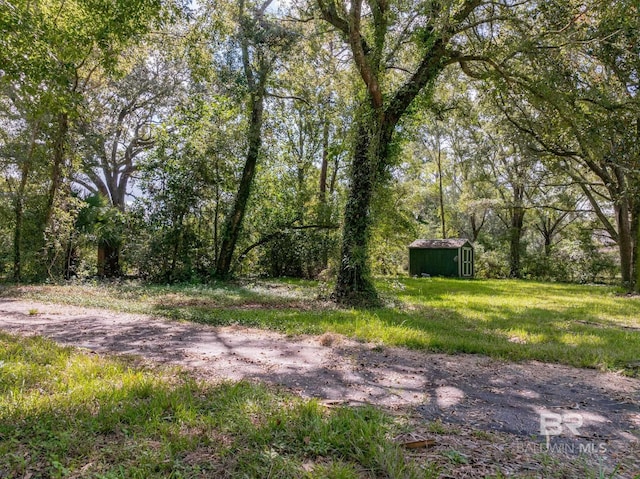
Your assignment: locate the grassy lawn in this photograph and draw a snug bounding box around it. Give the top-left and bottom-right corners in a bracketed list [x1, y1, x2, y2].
[2, 277, 640, 372]
[0, 332, 428, 478]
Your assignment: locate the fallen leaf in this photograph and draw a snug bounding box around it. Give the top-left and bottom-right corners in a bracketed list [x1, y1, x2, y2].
[402, 439, 437, 449]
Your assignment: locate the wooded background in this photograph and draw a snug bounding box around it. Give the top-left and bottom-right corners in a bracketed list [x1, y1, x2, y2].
[0, 0, 637, 303]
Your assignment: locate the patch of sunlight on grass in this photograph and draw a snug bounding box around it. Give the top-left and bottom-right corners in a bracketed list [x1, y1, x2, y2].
[392, 277, 640, 325]
[503, 329, 547, 345]
[560, 333, 605, 347]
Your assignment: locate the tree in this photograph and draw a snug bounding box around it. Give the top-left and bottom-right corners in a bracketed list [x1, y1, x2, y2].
[492, 4, 640, 288]
[315, 0, 535, 302]
[249, 33, 352, 277]
[0, 94, 48, 281]
[0, 0, 164, 278]
[215, 0, 296, 278]
[76, 42, 184, 276]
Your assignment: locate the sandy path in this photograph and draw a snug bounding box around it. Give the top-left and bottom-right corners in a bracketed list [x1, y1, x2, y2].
[0, 297, 638, 474]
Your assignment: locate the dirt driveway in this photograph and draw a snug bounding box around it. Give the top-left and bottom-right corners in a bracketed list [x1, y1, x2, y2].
[1, 298, 638, 477]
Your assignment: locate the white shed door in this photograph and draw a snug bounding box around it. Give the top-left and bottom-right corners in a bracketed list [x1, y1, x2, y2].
[461, 247, 473, 277]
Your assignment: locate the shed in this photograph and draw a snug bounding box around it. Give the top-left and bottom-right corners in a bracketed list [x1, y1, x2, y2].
[408, 239, 474, 278]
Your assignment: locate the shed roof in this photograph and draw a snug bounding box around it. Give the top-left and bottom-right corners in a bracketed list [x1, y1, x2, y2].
[408, 238, 471, 249]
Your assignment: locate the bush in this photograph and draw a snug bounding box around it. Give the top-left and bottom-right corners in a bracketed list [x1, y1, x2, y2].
[259, 229, 338, 279]
[522, 237, 619, 283]
[474, 244, 510, 278]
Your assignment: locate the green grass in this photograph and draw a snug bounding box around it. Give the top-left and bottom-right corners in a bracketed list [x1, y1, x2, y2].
[2, 277, 640, 372]
[0, 332, 429, 478]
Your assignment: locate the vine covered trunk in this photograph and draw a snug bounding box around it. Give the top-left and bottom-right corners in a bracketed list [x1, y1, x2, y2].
[334, 121, 377, 302]
[316, 0, 474, 304]
[334, 106, 393, 304]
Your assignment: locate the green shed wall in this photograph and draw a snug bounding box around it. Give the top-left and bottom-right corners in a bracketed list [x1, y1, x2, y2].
[409, 248, 460, 277]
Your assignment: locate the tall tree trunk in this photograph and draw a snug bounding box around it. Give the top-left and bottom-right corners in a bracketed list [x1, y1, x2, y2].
[329, 154, 339, 195]
[317, 120, 331, 270]
[507, 182, 526, 278]
[13, 123, 39, 281]
[169, 215, 184, 280]
[13, 190, 26, 282]
[44, 112, 69, 230]
[615, 203, 633, 286]
[297, 163, 305, 219]
[470, 214, 478, 242]
[579, 180, 631, 285]
[214, 159, 221, 265]
[435, 131, 446, 239]
[469, 211, 485, 243]
[41, 112, 70, 279]
[13, 176, 28, 282]
[634, 207, 640, 292]
[334, 108, 392, 303]
[543, 235, 552, 257]
[634, 119, 640, 292]
[331, 64, 448, 302]
[215, 0, 274, 279]
[334, 121, 377, 301]
[97, 242, 120, 278]
[215, 85, 266, 278]
[541, 218, 553, 257]
[319, 120, 329, 202]
[98, 183, 127, 279]
[64, 240, 77, 280]
[509, 184, 526, 278]
[509, 206, 525, 278]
